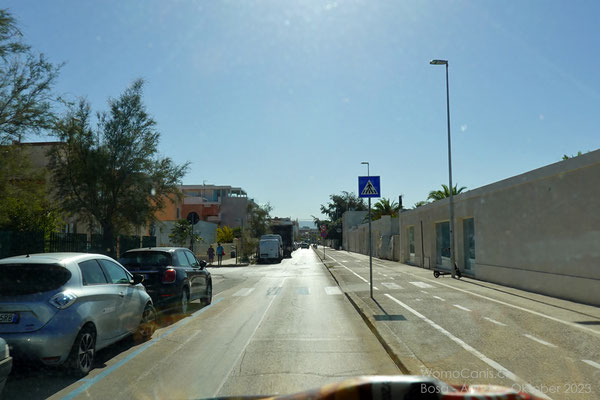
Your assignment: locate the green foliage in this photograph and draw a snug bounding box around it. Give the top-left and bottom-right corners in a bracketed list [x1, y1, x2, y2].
[372, 198, 400, 220]
[217, 225, 234, 243]
[562, 151, 584, 160]
[49, 80, 189, 256]
[247, 201, 272, 238]
[0, 144, 62, 232]
[168, 219, 201, 247]
[0, 9, 62, 144]
[427, 184, 467, 202]
[413, 200, 429, 209]
[315, 191, 366, 244]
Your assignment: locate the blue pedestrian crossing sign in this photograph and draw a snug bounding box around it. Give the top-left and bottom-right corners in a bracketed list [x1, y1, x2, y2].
[358, 176, 381, 198]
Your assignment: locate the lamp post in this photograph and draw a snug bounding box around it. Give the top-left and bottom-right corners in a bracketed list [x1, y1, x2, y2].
[361, 161, 373, 298]
[430, 59, 456, 278]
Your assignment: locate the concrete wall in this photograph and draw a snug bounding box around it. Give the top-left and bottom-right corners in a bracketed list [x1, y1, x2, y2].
[345, 215, 400, 261]
[344, 149, 600, 306]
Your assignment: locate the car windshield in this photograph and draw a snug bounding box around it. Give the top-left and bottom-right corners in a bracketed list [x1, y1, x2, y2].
[119, 251, 172, 268]
[0, 263, 71, 296]
[0, 1, 599, 400]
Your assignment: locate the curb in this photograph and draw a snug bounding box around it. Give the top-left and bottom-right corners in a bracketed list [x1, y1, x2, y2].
[313, 247, 427, 375]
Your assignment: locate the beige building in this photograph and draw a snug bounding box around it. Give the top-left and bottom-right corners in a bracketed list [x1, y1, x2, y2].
[344, 149, 600, 306]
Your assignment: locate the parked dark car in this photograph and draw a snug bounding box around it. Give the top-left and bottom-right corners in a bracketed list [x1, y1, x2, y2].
[119, 247, 212, 314]
[0, 337, 11, 397]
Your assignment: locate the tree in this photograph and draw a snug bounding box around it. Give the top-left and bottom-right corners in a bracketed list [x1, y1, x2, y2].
[169, 219, 201, 247]
[217, 225, 234, 243]
[0, 9, 62, 144]
[315, 191, 366, 246]
[0, 144, 62, 232]
[49, 80, 189, 257]
[562, 151, 584, 160]
[427, 184, 467, 202]
[247, 201, 272, 238]
[413, 200, 429, 209]
[372, 198, 400, 220]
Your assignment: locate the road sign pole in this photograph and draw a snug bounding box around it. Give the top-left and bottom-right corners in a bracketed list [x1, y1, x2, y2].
[368, 197, 373, 299]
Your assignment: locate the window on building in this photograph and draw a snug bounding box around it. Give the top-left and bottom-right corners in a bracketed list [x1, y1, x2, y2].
[176, 207, 180, 219]
[408, 226, 415, 255]
[463, 218, 475, 270]
[436, 221, 451, 267]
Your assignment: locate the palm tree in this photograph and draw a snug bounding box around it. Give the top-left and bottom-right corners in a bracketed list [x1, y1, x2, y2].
[413, 200, 429, 208]
[371, 198, 400, 220]
[427, 184, 467, 202]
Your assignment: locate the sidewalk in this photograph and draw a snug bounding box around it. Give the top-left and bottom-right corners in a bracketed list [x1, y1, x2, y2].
[207, 256, 250, 268]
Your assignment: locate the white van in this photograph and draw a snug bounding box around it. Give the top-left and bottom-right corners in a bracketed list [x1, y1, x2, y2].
[258, 239, 282, 263]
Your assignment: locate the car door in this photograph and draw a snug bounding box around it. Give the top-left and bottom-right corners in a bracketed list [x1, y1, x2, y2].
[183, 250, 206, 300]
[77, 259, 119, 343]
[98, 259, 141, 335]
[174, 250, 197, 300]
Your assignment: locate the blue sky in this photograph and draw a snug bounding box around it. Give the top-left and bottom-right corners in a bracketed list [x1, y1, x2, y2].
[6, 0, 599, 221]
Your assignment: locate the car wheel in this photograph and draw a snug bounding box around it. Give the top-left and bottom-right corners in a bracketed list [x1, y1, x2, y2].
[179, 287, 190, 314]
[135, 303, 157, 341]
[433, 271, 440, 278]
[201, 280, 212, 306]
[68, 325, 96, 377]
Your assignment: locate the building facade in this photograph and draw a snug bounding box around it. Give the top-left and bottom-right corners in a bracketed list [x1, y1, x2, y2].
[343, 149, 600, 306]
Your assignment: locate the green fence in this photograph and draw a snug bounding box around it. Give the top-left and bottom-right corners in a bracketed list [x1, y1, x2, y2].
[0, 231, 156, 259]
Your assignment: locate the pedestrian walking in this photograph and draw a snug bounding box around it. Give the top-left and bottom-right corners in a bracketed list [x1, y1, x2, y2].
[216, 242, 225, 266]
[207, 245, 215, 264]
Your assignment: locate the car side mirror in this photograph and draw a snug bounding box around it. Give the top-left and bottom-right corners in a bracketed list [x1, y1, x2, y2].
[199, 260, 207, 269]
[131, 274, 144, 285]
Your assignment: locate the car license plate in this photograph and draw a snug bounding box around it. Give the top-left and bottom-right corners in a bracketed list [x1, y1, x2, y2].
[0, 313, 17, 324]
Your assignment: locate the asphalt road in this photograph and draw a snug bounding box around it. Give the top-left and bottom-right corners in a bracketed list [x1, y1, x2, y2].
[3, 249, 399, 400]
[318, 247, 600, 400]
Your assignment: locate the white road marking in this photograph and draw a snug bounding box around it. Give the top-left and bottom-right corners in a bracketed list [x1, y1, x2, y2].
[523, 334, 557, 348]
[453, 304, 472, 312]
[214, 278, 287, 396]
[385, 294, 551, 400]
[409, 281, 434, 289]
[391, 267, 600, 338]
[582, 360, 600, 370]
[382, 274, 389, 277]
[381, 282, 403, 290]
[484, 317, 507, 326]
[232, 288, 255, 297]
[327, 254, 379, 290]
[325, 286, 342, 295]
[433, 296, 445, 301]
[420, 290, 429, 294]
[389, 277, 395, 280]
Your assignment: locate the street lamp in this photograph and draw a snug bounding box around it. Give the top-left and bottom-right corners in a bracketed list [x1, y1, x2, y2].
[361, 161, 373, 298]
[430, 59, 456, 278]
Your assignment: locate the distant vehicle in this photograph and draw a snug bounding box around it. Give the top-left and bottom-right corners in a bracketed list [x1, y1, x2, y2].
[0, 337, 11, 396]
[0, 253, 155, 377]
[258, 239, 282, 263]
[300, 242, 310, 249]
[271, 219, 295, 258]
[119, 247, 212, 314]
[312, 244, 318, 249]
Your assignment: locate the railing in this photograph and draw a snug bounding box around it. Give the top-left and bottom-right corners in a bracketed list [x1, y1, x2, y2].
[0, 231, 157, 259]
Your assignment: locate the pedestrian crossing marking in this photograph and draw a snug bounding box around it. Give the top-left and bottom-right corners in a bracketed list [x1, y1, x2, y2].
[325, 286, 342, 295]
[361, 180, 379, 195]
[409, 281, 434, 289]
[233, 288, 255, 297]
[381, 282, 403, 290]
[296, 287, 309, 295]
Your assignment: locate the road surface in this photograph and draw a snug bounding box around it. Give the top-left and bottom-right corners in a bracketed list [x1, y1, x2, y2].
[318, 247, 600, 400]
[4, 248, 399, 400]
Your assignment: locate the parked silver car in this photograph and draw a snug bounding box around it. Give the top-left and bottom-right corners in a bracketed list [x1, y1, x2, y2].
[0, 253, 156, 376]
